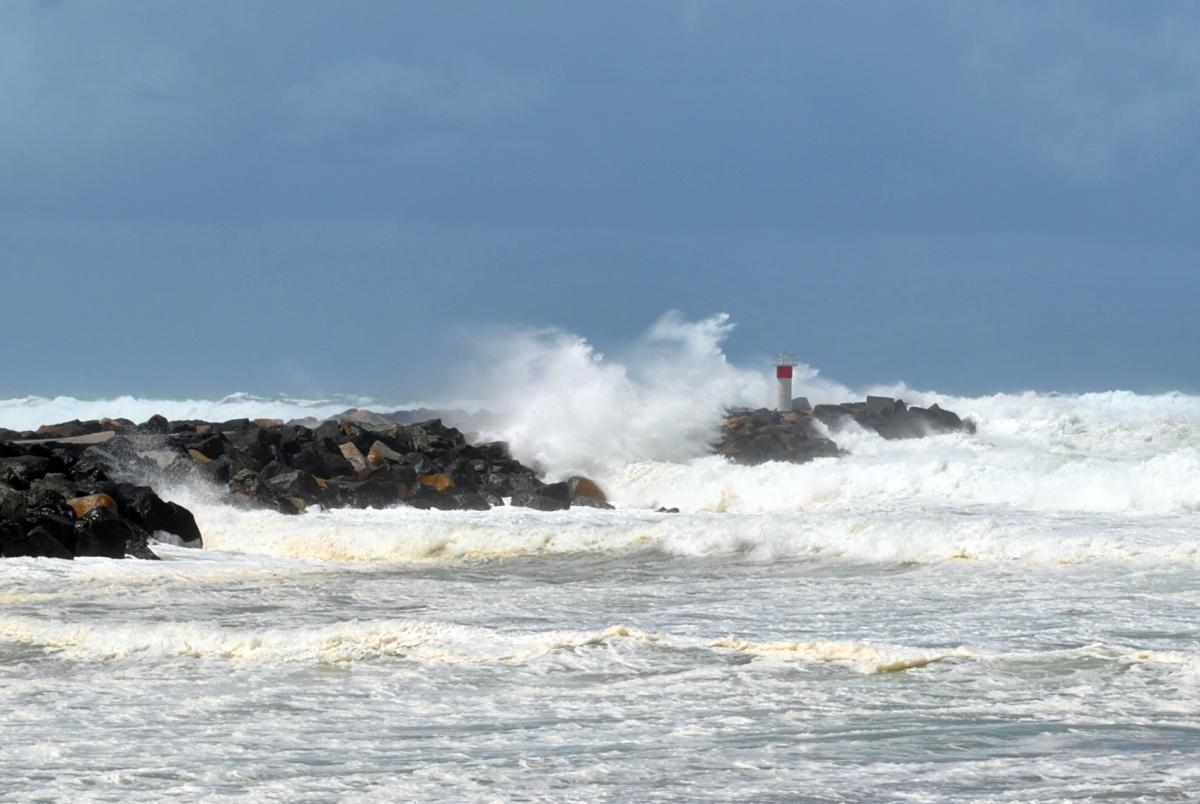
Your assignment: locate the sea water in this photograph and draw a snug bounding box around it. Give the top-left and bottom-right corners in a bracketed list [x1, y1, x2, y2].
[2, 327, 1199, 801]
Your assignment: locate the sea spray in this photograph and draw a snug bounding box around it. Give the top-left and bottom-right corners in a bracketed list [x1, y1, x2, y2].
[460, 311, 851, 479]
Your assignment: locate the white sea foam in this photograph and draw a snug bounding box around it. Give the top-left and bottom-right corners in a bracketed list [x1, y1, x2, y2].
[0, 615, 668, 666]
[5, 315, 1200, 803]
[7, 313, 1200, 560]
[709, 635, 971, 673]
[139, 479, 1200, 567]
[6, 611, 1193, 687]
[0, 392, 411, 432]
[456, 312, 767, 477]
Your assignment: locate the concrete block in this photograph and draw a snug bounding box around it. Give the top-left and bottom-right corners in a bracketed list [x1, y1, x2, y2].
[865, 396, 895, 416]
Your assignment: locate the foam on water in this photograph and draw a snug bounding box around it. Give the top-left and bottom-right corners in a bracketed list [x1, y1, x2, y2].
[137, 488, 1196, 567]
[6, 611, 1197, 690]
[4, 314, 1200, 801]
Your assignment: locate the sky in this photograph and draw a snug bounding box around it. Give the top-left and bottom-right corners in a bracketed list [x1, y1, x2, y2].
[2, 0, 1199, 399]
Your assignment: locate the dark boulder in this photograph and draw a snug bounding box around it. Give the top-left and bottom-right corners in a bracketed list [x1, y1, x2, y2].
[541, 481, 571, 504]
[224, 426, 281, 471]
[2, 525, 73, 560]
[25, 491, 77, 554]
[906, 403, 974, 435]
[449, 492, 492, 511]
[717, 409, 841, 465]
[140, 414, 170, 434]
[404, 452, 441, 476]
[28, 473, 83, 502]
[460, 441, 513, 463]
[321, 477, 404, 510]
[405, 484, 461, 510]
[263, 469, 322, 502]
[289, 440, 356, 480]
[67, 446, 121, 483]
[36, 420, 106, 439]
[228, 469, 303, 515]
[406, 419, 467, 454]
[813, 397, 974, 440]
[446, 458, 483, 491]
[277, 424, 314, 458]
[73, 508, 135, 559]
[567, 476, 613, 509]
[0, 484, 28, 522]
[510, 492, 570, 511]
[110, 483, 203, 546]
[171, 432, 226, 460]
[481, 469, 543, 498]
[195, 455, 233, 484]
[0, 441, 202, 560]
[0, 455, 56, 489]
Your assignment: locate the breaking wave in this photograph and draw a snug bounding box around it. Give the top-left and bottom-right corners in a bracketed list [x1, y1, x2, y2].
[143, 482, 1200, 567]
[5, 614, 1196, 685]
[7, 312, 1200, 562]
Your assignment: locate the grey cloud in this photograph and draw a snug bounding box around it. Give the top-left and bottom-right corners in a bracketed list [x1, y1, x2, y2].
[961, 4, 1200, 177]
[285, 55, 549, 141]
[0, 6, 199, 174]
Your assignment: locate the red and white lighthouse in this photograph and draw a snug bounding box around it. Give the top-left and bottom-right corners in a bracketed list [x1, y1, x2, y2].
[774, 353, 796, 412]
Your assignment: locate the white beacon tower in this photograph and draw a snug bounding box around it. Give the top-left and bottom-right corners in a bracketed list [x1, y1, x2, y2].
[774, 352, 796, 412]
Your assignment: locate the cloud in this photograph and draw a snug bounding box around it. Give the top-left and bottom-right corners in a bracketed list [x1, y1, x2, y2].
[0, 4, 199, 173]
[960, 4, 1200, 177]
[286, 55, 549, 141]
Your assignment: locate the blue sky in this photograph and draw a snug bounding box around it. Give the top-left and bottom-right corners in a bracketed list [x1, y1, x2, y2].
[2, 1, 1199, 398]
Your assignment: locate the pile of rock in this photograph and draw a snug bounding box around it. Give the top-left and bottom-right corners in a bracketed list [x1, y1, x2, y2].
[717, 396, 973, 465]
[0, 439, 202, 560]
[717, 409, 841, 465]
[2, 394, 970, 559]
[812, 395, 974, 440]
[1, 414, 611, 522]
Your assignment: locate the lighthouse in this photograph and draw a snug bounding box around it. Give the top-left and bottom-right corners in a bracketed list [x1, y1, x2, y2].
[774, 353, 796, 412]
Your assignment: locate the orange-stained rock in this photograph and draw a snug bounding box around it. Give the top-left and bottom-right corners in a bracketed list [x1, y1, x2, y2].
[367, 440, 404, 467]
[338, 442, 370, 478]
[67, 494, 118, 519]
[187, 448, 213, 464]
[254, 418, 283, 427]
[418, 473, 453, 493]
[567, 476, 607, 504]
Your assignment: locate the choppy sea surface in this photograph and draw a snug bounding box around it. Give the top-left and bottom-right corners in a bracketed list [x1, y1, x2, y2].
[2, 388, 1200, 801]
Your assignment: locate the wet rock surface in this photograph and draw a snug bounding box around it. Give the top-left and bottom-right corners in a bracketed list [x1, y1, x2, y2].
[0, 440, 202, 561]
[811, 395, 974, 440]
[717, 396, 973, 465]
[717, 409, 842, 465]
[1, 413, 608, 546]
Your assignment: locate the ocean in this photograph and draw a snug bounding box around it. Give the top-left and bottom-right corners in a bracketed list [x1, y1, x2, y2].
[3, 372, 1200, 800]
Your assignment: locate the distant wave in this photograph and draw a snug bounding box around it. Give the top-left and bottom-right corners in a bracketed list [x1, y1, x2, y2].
[0, 392, 419, 432]
[4, 613, 1196, 683]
